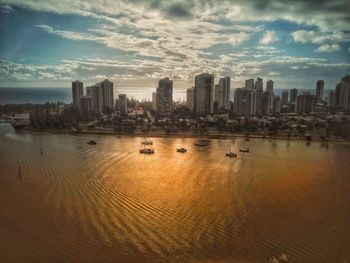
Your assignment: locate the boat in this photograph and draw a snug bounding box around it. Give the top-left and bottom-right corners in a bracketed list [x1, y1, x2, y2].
[226, 140, 237, 158]
[141, 130, 153, 145]
[239, 144, 250, 152]
[139, 142, 154, 154]
[140, 147, 154, 154]
[87, 140, 97, 145]
[176, 148, 187, 153]
[141, 139, 153, 145]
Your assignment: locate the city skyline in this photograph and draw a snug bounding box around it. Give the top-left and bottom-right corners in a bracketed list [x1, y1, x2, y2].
[0, 0, 350, 94]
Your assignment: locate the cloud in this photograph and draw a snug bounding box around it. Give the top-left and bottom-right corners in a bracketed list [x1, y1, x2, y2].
[315, 44, 341, 53]
[0, 4, 13, 13]
[291, 30, 350, 44]
[259, 31, 278, 45]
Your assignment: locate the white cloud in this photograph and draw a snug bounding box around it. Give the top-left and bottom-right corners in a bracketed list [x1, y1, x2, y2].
[315, 44, 341, 53]
[292, 30, 350, 44]
[259, 31, 279, 45]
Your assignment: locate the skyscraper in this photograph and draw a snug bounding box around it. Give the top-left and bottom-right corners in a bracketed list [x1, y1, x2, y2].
[86, 79, 114, 114]
[281, 90, 289, 105]
[80, 96, 92, 117]
[316, 80, 324, 100]
[296, 93, 317, 113]
[156, 77, 173, 116]
[266, 80, 274, 94]
[233, 88, 258, 116]
[100, 79, 114, 112]
[219, 76, 231, 108]
[245, 79, 254, 89]
[335, 75, 350, 112]
[214, 84, 221, 109]
[233, 88, 251, 115]
[261, 92, 271, 115]
[290, 88, 298, 104]
[328, 90, 335, 107]
[186, 87, 194, 112]
[255, 77, 263, 91]
[273, 96, 281, 113]
[152, 91, 157, 111]
[194, 73, 214, 115]
[72, 80, 83, 112]
[118, 94, 127, 115]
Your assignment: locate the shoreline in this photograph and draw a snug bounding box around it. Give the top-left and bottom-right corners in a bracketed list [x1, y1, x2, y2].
[17, 127, 350, 143]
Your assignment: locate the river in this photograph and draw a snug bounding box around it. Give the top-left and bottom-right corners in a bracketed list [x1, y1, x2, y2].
[0, 123, 349, 262]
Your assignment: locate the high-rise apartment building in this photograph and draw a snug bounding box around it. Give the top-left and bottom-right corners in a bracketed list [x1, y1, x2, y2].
[281, 90, 289, 105]
[72, 80, 83, 112]
[194, 73, 214, 115]
[316, 80, 324, 100]
[156, 77, 173, 116]
[118, 94, 127, 115]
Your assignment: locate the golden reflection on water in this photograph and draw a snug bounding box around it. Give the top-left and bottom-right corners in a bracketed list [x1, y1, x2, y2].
[0, 128, 350, 262]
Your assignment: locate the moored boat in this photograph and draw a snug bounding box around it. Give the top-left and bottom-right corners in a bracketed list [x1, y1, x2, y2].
[176, 147, 187, 153]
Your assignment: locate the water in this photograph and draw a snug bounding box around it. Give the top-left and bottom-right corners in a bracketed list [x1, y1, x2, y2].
[0, 124, 350, 262]
[0, 87, 72, 104]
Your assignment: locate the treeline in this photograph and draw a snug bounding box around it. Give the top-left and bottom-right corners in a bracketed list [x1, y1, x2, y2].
[29, 103, 79, 130]
[0, 103, 38, 114]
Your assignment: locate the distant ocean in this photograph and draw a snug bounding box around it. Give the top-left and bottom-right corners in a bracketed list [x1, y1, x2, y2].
[0, 87, 72, 105]
[0, 87, 330, 105]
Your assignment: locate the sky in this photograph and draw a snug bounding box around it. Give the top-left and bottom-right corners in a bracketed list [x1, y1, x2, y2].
[0, 0, 350, 100]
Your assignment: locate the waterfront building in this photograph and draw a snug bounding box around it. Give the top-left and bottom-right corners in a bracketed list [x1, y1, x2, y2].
[194, 73, 214, 115]
[100, 79, 114, 112]
[86, 79, 114, 114]
[233, 88, 251, 115]
[118, 94, 128, 115]
[316, 80, 324, 100]
[335, 75, 350, 112]
[156, 77, 173, 116]
[281, 90, 289, 105]
[186, 87, 194, 112]
[245, 79, 254, 89]
[266, 80, 274, 94]
[80, 96, 92, 117]
[261, 92, 271, 115]
[152, 91, 157, 111]
[273, 96, 281, 113]
[72, 80, 83, 112]
[290, 88, 298, 104]
[219, 76, 231, 108]
[255, 77, 263, 91]
[328, 90, 335, 107]
[233, 88, 258, 116]
[296, 93, 317, 113]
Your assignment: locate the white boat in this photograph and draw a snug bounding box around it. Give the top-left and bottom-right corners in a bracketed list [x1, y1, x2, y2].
[239, 144, 250, 152]
[139, 142, 154, 154]
[141, 139, 153, 145]
[226, 140, 237, 158]
[177, 148, 187, 153]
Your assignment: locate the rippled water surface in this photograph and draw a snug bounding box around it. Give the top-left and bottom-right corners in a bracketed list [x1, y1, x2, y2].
[1, 124, 350, 262]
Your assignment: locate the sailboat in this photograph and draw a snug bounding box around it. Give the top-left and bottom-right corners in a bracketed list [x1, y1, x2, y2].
[239, 144, 250, 152]
[226, 140, 237, 158]
[139, 143, 154, 154]
[141, 130, 153, 145]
